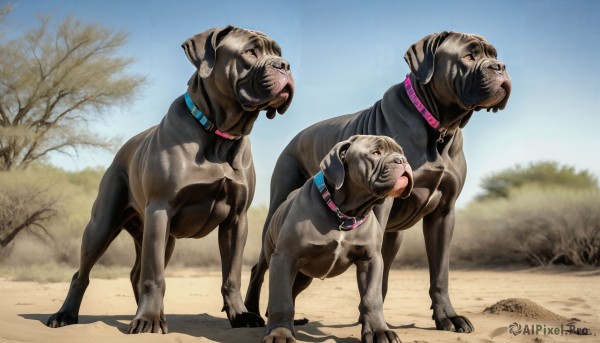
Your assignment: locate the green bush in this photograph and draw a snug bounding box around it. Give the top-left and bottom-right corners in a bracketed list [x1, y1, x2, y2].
[477, 161, 597, 201]
[454, 186, 600, 267]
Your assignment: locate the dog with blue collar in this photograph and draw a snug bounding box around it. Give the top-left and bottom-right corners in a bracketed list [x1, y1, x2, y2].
[260, 135, 413, 343]
[47, 26, 294, 334]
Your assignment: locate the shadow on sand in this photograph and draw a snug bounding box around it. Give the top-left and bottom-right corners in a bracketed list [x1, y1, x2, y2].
[22, 313, 262, 341]
[21, 313, 365, 342]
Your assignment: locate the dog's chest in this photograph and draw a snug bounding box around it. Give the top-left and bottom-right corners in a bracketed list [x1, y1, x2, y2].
[300, 229, 373, 280]
[168, 162, 251, 238]
[389, 142, 464, 230]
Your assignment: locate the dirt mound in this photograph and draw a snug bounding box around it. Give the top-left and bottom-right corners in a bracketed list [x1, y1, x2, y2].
[483, 298, 566, 321]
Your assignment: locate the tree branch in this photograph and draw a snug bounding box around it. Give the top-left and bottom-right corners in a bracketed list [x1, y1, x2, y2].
[0, 103, 8, 124]
[0, 206, 55, 248]
[19, 142, 72, 168]
[0, 14, 146, 170]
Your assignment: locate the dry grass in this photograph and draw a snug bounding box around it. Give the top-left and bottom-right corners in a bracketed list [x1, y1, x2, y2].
[454, 186, 600, 267]
[0, 263, 131, 282]
[0, 166, 267, 282]
[1, 166, 598, 284]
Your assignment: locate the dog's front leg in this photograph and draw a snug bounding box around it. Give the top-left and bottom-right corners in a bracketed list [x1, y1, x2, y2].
[219, 215, 265, 328]
[372, 198, 399, 303]
[356, 255, 401, 343]
[128, 204, 169, 334]
[423, 208, 473, 333]
[263, 251, 296, 343]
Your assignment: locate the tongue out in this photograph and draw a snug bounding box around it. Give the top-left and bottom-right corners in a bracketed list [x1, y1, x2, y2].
[387, 176, 409, 198]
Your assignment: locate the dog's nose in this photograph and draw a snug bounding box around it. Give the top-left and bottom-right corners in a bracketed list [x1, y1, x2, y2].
[393, 156, 406, 165]
[489, 62, 506, 72]
[272, 58, 290, 71]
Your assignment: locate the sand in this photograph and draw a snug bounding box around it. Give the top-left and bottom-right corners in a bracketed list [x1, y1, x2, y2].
[483, 298, 567, 321]
[0, 268, 598, 343]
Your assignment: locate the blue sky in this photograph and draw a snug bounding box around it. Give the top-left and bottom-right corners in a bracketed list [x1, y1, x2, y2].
[3, 0, 599, 207]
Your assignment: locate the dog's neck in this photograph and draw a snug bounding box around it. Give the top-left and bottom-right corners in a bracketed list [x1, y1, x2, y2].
[407, 74, 474, 139]
[327, 178, 384, 219]
[187, 74, 260, 136]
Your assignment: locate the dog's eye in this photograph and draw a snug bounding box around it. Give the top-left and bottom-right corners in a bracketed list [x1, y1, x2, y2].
[371, 150, 381, 157]
[243, 49, 257, 58]
[463, 53, 475, 61]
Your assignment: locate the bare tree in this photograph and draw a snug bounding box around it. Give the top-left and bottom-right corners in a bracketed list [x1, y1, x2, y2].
[0, 9, 146, 170]
[0, 185, 57, 249]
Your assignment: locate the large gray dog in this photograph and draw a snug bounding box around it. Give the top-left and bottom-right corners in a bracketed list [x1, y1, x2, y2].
[263, 135, 413, 343]
[244, 31, 511, 333]
[46, 26, 294, 334]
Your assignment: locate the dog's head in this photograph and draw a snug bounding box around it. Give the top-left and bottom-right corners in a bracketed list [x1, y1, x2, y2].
[404, 32, 511, 117]
[183, 26, 294, 135]
[320, 135, 413, 201]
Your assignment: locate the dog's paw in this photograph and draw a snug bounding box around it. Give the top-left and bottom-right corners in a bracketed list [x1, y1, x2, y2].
[362, 329, 401, 343]
[262, 327, 296, 343]
[47, 311, 78, 328]
[128, 315, 168, 334]
[433, 314, 474, 333]
[230, 311, 265, 328]
[431, 298, 474, 333]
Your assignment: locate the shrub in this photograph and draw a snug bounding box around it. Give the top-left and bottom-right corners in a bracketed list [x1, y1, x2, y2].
[0, 165, 268, 278]
[0, 174, 58, 250]
[477, 161, 597, 201]
[455, 187, 600, 267]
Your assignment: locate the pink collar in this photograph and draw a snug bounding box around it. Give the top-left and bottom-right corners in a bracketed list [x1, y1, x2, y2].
[313, 171, 367, 231]
[403, 74, 446, 133]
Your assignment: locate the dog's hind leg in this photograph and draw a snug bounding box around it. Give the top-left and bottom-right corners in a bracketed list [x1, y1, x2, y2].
[47, 165, 130, 328]
[127, 230, 176, 305]
[244, 250, 268, 320]
[244, 155, 308, 323]
[127, 221, 175, 305]
[125, 219, 143, 305]
[248, 255, 312, 326]
[291, 272, 312, 326]
[164, 235, 176, 267]
[219, 214, 266, 328]
[381, 230, 404, 302]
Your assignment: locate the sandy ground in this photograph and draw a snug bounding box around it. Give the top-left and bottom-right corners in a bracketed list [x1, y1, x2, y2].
[0, 268, 598, 343]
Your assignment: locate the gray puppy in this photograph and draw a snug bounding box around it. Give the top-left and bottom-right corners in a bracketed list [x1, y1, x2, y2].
[262, 135, 413, 343]
[47, 26, 294, 333]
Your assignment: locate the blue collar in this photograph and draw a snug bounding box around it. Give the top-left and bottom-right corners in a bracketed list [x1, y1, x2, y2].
[183, 92, 242, 140]
[313, 171, 367, 231]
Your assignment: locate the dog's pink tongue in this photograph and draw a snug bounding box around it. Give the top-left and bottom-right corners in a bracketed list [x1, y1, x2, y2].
[388, 176, 409, 197]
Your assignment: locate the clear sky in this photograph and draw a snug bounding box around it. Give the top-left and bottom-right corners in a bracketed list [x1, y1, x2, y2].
[3, 0, 599, 207]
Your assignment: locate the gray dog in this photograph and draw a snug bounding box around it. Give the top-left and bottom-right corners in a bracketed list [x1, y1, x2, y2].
[262, 135, 413, 343]
[46, 26, 294, 333]
[245, 31, 511, 333]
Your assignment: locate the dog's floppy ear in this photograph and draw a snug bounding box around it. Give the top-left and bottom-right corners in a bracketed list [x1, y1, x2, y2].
[182, 26, 235, 78]
[320, 140, 352, 190]
[404, 31, 451, 85]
